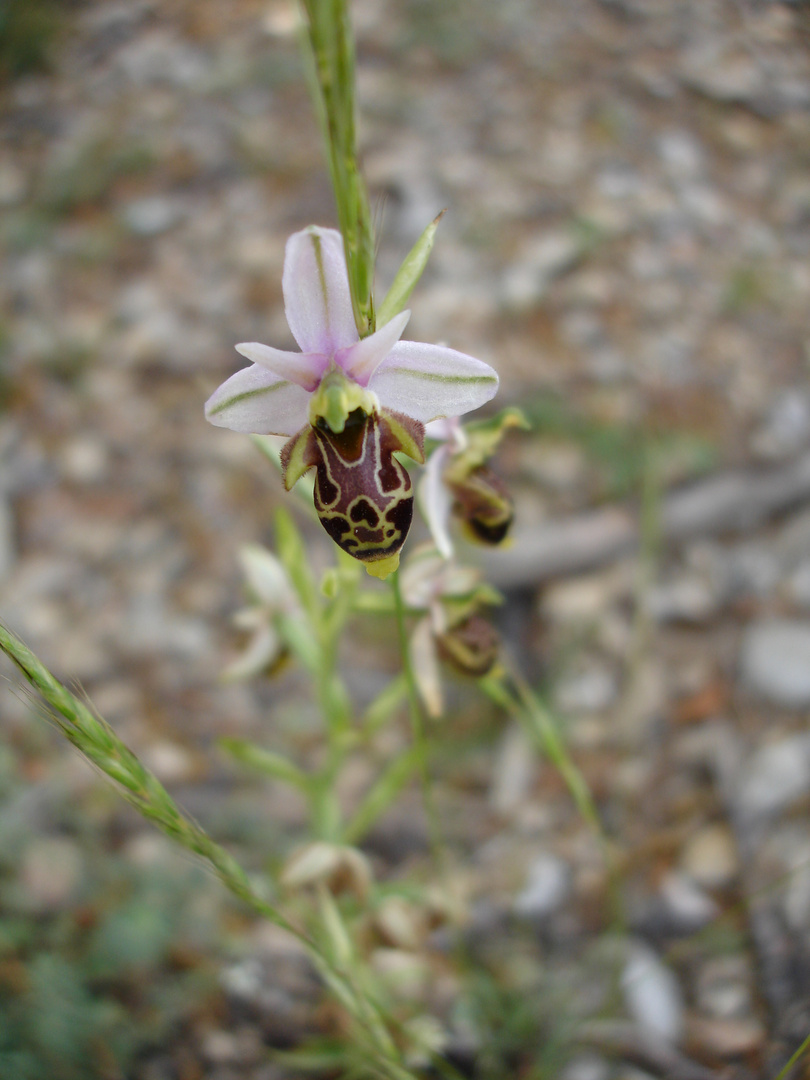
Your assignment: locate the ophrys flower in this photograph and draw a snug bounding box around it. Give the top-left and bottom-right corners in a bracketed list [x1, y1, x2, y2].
[205, 226, 499, 576]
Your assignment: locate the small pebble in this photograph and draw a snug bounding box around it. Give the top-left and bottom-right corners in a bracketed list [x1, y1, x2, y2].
[489, 723, 536, 816]
[740, 619, 810, 706]
[735, 734, 810, 822]
[122, 195, 183, 236]
[513, 852, 572, 920]
[554, 662, 619, 714]
[622, 943, 684, 1045]
[686, 1015, 765, 1058]
[19, 837, 84, 914]
[680, 824, 739, 890]
[659, 871, 719, 931]
[696, 956, 753, 1020]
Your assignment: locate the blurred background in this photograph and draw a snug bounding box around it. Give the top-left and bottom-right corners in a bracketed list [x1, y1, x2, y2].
[1, 0, 810, 1077]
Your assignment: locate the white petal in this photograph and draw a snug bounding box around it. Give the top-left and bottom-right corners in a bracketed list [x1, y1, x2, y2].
[410, 618, 444, 718]
[235, 342, 327, 391]
[205, 365, 310, 436]
[337, 310, 410, 386]
[283, 226, 358, 355]
[418, 445, 454, 559]
[369, 341, 499, 423]
[238, 544, 292, 606]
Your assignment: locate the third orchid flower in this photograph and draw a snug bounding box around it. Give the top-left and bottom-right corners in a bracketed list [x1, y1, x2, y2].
[401, 545, 502, 718]
[420, 408, 528, 560]
[205, 226, 498, 577]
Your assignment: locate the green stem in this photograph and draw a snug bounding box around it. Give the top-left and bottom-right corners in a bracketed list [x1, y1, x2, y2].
[0, 624, 314, 942]
[774, 1031, 810, 1080]
[311, 566, 360, 840]
[0, 622, 410, 1073]
[298, 0, 375, 337]
[482, 665, 625, 930]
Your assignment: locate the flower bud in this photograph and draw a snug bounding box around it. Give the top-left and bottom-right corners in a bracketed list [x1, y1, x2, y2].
[447, 464, 514, 545]
[372, 895, 427, 951]
[437, 613, 500, 677]
[280, 842, 373, 900]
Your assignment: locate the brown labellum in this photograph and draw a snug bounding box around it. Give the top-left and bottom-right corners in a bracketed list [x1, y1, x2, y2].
[282, 408, 424, 565]
[449, 466, 514, 546]
[436, 614, 500, 677]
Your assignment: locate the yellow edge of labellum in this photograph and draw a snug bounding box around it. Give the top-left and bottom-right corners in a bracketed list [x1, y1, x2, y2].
[281, 427, 316, 491]
[384, 411, 425, 464]
[364, 552, 400, 580]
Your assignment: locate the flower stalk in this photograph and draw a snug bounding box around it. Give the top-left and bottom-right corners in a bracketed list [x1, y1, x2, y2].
[298, 0, 376, 338]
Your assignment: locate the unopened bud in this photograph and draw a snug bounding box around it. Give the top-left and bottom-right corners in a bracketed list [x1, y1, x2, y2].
[373, 895, 427, 951]
[437, 614, 499, 677]
[448, 465, 514, 546]
[280, 842, 373, 900]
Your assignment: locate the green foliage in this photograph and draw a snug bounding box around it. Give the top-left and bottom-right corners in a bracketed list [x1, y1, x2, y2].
[0, 746, 219, 1080]
[0, 0, 63, 80]
[459, 969, 574, 1080]
[36, 139, 154, 216]
[721, 261, 772, 314]
[377, 212, 445, 329]
[399, 0, 490, 67]
[523, 393, 716, 499]
[299, 0, 376, 337]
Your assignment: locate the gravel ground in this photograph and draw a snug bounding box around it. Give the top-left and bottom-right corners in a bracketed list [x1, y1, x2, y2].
[2, 1, 810, 1077]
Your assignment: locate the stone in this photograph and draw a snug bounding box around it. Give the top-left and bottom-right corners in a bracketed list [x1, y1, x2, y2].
[695, 956, 753, 1021]
[561, 1055, 611, 1080]
[658, 871, 718, 931]
[686, 1015, 765, 1058]
[58, 436, 110, 484]
[19, 837, 84, 914]
[0, 495, 16, 581]
[751, 388, 810, 460]
[513, 852, 571, 920]
[122, 195, 184, 236]
[622, 942, 684, 1044]
[680, 824, 739, 890]
[645, 575, 718, 624]
[787, 560, 810, 610]
[141, 740, 197, 784]
[501, 231, 582, 310]
[541, 566, 630, 625]
[0, 161, 26, 206]
[680, 45, 763, 107]
[740, 619, 810, 706]
[554, 661, 619, 715]
[656, 130, 705, 181]
[735, 734, 810, 822]
[727, 543, 781, 601]
[489, 723, 536, 816]
[783, 845, 810, 932]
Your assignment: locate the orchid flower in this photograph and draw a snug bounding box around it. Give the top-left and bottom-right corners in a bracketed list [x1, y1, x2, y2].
[419, 408, 527, 560]
[400, 545, 501, 717]
[205, 226, 499, 577]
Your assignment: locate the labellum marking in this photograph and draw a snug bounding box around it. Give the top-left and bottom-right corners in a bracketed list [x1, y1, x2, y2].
[449, 466, 514, 546]
[311, 408, 417, 563]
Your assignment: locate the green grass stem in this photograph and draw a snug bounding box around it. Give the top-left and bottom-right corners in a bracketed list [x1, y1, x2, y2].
[0, 622, 418, 1078]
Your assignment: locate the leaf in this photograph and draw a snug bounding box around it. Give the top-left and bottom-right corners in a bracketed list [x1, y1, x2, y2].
[376, 211, 445, 328]
[360, 673, 407, 736]
[274, 507, 320, 622]
[219, 739, 312, 793]
[343, 744, 420, 843]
